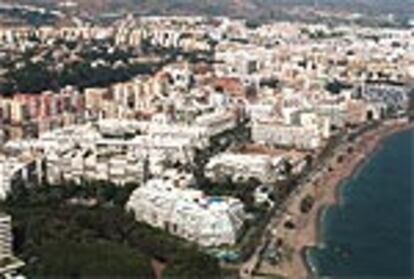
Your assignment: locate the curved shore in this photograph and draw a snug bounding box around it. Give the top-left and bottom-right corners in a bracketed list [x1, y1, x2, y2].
[257, 119, 414, 278]
[303, 120, 414, 278]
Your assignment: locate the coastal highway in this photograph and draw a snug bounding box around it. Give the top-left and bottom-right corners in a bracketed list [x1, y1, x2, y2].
[239, 123, 376, 278]
[239, 152, 338, 277]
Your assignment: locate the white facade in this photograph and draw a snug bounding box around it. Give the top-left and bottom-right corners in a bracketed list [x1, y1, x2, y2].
[205, 153, 286, 183]
[215, 46, 273, 78]
[0, 156, 41, 200]
[252, 120, 323, 150]
[0, 214, 24, 275]
[0, 214, 12, 260]
[194, 111, 237, 137]
[126, 178, 245, 247]
[246, 103, 274, 121]
[46, 148, 145, 186]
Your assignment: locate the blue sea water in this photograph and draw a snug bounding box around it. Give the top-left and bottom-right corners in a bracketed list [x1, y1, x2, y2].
[308, 128, 414, 278]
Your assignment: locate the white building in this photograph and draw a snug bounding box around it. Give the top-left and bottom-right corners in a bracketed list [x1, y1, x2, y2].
[45, 148, 145, 186]
[246, 103, 274, 121]
[194, 111, 237, 137]
[163, 63, 193, 90]
[0, 214, 13, 260]
[252, 120, 323, 150]
[148, 123, 209, 149]
[0, 155, 42, 200]
[0, 214, 24, 276]
[126, 178, 245, 247]
[205, 153, 286, 183]
[215, 45, 274, 79]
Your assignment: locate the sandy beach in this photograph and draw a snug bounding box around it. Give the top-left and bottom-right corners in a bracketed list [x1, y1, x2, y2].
[256, 119, 414, 278]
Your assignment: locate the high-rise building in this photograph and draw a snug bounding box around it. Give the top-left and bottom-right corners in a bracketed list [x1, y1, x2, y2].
[0, 213, 24, 276]
[0, 214, 13, 260]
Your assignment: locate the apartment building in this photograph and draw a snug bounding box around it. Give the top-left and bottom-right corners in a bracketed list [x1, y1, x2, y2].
[0, 214, 24, 276]
[0, 214, 13, 261]
[0, 88, 85, 140]
[0, 154, 43, 200]
[126, 178, 245, 247]
[252, 120, 323, 150]
[46, 148, 145, 186]
[205, 153, 286, 183]
[194, 110, 237, 137]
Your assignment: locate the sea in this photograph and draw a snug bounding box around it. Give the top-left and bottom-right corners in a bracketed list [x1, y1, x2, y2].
[307, 128, 414, 278]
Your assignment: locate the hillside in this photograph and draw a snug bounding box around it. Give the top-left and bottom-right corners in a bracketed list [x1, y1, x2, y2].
[1, 0, 413, 20]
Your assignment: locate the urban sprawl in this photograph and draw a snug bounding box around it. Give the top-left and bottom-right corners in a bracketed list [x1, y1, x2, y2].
[0, 15, 413, 277]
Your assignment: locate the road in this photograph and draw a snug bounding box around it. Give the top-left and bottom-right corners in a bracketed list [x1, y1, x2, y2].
[239, 124, 375, 278]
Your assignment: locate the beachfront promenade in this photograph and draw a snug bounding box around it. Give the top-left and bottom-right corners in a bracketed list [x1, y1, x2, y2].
[239, 121, 354, 278]
[239, 118, 413, 279]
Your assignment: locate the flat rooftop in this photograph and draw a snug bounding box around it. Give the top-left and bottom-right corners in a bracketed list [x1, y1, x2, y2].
[235, 144, 307, 161]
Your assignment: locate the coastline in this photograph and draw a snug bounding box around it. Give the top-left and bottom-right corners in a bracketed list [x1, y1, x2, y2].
[257, 119, 414, 278]
[303, 120, 414, 278]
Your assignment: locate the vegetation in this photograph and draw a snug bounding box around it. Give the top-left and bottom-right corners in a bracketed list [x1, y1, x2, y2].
[198, 176, 263, 214]
[299, 195, 315, 214]
[408, 89, 414, 121]
[1, 181, 222, 278]
[307, 30, 345, 39]
[325, 79, 352, 94]
[0, 38, 215, 96]
[0, 52, 162, 95]
[260, 78, 280, 89]
[0, 8, 58, 26]
[141, 40, 215, 64]
[6, 180, 137, 208]
[26, 240, 154, 277]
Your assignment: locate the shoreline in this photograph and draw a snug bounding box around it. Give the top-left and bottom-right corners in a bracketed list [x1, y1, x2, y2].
[303, 120, 414, 278]
[256, 119, 414, 278]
